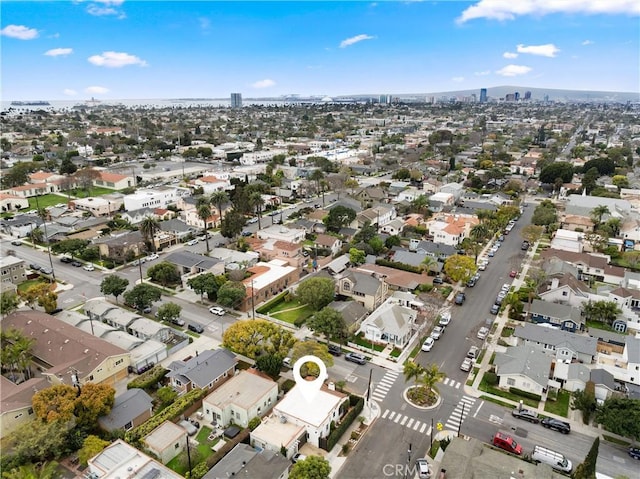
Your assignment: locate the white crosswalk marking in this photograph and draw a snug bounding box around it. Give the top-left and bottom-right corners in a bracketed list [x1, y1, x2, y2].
[381, 409, 436, 435]
[412, 421, 421, 431]
[406, 418, 414, 429]
[445, 395, 477, 430]
[442, 377, 461, 389]
[394, 414, 401, 423]
[370, 370, 399, 402]
[382, 409, 390, 419]
[400, 416, 408, 426]
[388, 411, 396, 421]
[419, 423, 427, 433]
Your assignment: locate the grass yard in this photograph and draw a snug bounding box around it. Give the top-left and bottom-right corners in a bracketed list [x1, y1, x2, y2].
[544, 390, 570, 417]
[167, 426, 216, 475]
[69, 186, 118, 198]
[352, 333, 385, 352]
[28, 194, 67, 210]
[270, 304, 315, 324]
[478, 375, 539, 409]
[17, 277, 54, 293]
[480, 395, 516, 409]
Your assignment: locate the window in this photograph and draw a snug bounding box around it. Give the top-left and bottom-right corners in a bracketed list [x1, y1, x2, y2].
[175, 443, 180, 449]
[562, 291, 568, 296]
[507, 378, 515, 386]
[124, 421, 133, 430]
[342, 281, 350, 291]
[115, 359, 123, 365]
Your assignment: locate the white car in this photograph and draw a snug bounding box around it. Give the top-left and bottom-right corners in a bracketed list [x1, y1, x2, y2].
[83, 264, 95, 271]
[147, 253, 159, 261]
[477, 326, 489, 340]
[187, 239, 198, 246]
[209, 306, 225, 316]
[430, 326, 445, 340]
[421, 337, 435, 352]
[438, 312, 451, 326]
[460, 358, 473, 372]
[478, 262, 487, 271]
[248, 217, 259, 224]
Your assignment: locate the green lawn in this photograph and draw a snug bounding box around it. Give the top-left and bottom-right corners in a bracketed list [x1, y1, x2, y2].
[478, 375, 539, 408]
[69, 186, 118, 198]
[17, 277, 54, 293]
[28, 194, 67, 210]
[586, 320, 614, 332]
[480, 395, 516, 409]
[167, 426, 216, 475]
[352, 333, 385, 352]
[544, 390, 570, 417]
[271, 304, 315, 324]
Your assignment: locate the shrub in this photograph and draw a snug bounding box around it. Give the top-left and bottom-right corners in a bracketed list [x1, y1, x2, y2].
[293, 316, 307, 328]
[417, 283, 433, 293]
[484, 371, 498, 386]
[185, 462, 209, 479]
[375, 258, 422, 274]
[322, 395, 364, 451]
[248, 417, 261, 431]
[509, 387, 542, 401]
[127, 365, 168, 390]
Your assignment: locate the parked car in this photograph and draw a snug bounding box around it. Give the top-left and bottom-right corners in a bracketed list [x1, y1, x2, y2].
[541, 417, 571, 434]
[147, 253, 159, 261]
[30, 263, 42, 271]
[466, 346, 479, 360]
[521, 241, 530, 251]
[327, 344, 342, 356]
[169, 317, 186, 327]
[490, 304, 500, 315]
[345, 352, 367, 365]
[531, 445, 572, 473]
[478, 262, 487, 271]
[460, 358, 473, 372]
[433, 276, 444, 284]
[421, 337, 435, 352]
[511, 407, 540, 424]
[430, 325, 445, 340]
[492, 432, 523, 455]
[628, 447, 640, 460]
[248, 217, 259, 224]
[438, 312, 451, 326]
[498, 235, 505, 242]
[11, 240, 22, 246]
[509, 270, 517, 278]
[292, 453, 306, 464]
[71, 260, 82, 267]
[209, 306, 225, 316]
[60, 256, 73, 263]
[455, 292, 466, 305]
[488, 250, 495, 257]
[83, 264, 95, 271]
[188, 323, 205, 333]
[241, 231, 252, 237]
[477, 326, 489, 340]
[415, 458, 431, 479]
[40, 267, 53, 275]
[187, 239, 199, 246]
[283, 357, 292, 368]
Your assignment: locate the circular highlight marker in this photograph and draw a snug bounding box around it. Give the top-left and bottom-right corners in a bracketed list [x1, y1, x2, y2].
[292, 355, 327, 403]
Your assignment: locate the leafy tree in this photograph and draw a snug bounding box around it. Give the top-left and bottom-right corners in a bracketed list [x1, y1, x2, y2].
[532, 200, 558, 226]
[385, 235, 401, 249]
[7, 420, 74, 465]
[582, 167, 600, 194]
[324, 206, 356, 232]
[596, 398, 640, 441]
[58, 158, 77, 175]
[20, 283, 55, 311]
[521, 224, 544, 245]
[289, 454, 331, 479]
[369, 236, 385, 255]
[572, 381, 597, 425]
[0, 292, 20, 318]
[100, 275, 129, 303]
[349, 248, 366, 266]
[612, 175, 629, 190]
[307, 307, 347, 343]
[156, 302, 182, 323]
[590, 205, 610, 229]
[216, 281, 246, 308]
[51, 239, 89, 258]
[38, 289, 58, 313]
[539, 162, 574, 184]
[123, 283, 162, 311]
[32, 385, 78, 423]
[2, 461, 61, 479]
[255, 353, 283, 379]
[573, 437, 599, 479]
[444, 255, 477, 283]
[74, 167, 101, 192]
[78, 436, 109, 467]
[403, 361, 425, 385]
[295, 277, 335, 311]
[220, 208, 246, 238]
[289, 340, 335, 377]
[156, 386, 178, 409]
[147, 262, 180, 287]
[583, 300, 621, 326]
[139, 216, 160, 253]
[623, 251, 640, 269]
[583, 157, 615, 176]
[186, 272, 222, 300]
[222, 319, 295, 359]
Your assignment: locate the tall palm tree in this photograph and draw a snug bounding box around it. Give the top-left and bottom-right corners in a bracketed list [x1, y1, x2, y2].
[210, 190, 229, 227]
[421, 256, 437, 276]
[248, 191, 265, 230]
[470, 224, 490, 242]
[590, 205, 610, 229]
[139, 216, 160, 253]
[418, 364, 445, 398]
[310, 169, 324, 199]
[196, 202, 212, 253]
[403, 361, 425, 385]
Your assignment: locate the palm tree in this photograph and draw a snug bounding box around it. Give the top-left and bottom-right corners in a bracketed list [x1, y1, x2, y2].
[139, 216, 160, 253]
[310, 169, 324, 199]
[210, 190, 229, 227]
[590, 205, 610, 229]
[470, 224, 489, 242]
[3, 461, 60, 479]
[248, 191, 265, 230]
[421, 256, 437, 276]
[196, 203, 212, 253]
[604, 217, 621, 237]
[418, 364, 445, 398]
[403, 361, 425, 385]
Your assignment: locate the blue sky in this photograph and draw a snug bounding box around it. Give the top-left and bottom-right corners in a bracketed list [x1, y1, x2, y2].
[2, 1, 639, 100]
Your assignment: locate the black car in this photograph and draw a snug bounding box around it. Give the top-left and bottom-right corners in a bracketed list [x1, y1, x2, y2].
[433, 276, 444, 284]
[345, 352, 367, 365]
[60, 256, 73, 263]
[628, 447, 640, 460]
[71, 261, 83, 267]
[521, 241, 530, 251]
[30, 263, 42, 271]
[188, 323, 205, 333]
[327, 344, 342, 356]
[455, 292, 466, 305]
[541, 417, 571, 434]
[511, 407, 540, 424]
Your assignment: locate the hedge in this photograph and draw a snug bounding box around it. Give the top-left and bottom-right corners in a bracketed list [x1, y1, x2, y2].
[375, 258, 422, 274]
[322, 395, 364, 451]
[509, 387, 542, 402]
[256, 291, 288, 314]
[125, 387, 208, 443]
[127, 365, 168, 390]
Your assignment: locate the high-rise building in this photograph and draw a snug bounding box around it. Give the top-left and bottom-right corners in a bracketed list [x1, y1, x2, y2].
[230, 93, 242, 108]
[524, 91, 532, 101]
[379, 94, 388, 104]
[514, 92, 520, 102]
[479, 88, 487, 103]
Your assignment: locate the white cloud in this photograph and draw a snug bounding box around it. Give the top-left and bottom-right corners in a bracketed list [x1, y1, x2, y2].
[63, 89, 77, 96]
[582, 39, 594, 45]
[457, 0, 640, 23]
[86, 0, 125, 18]
[252, 79, 276, 89]
[370, 2, 378, 7]
[88, 51, 147, 68]
[496, 64, 532, 77]
[517, 43, 560, 57]
[503, 51, 518, 59]
[474, 70, 491, 76]
[45, 48, 73, 57]
[452, 76, 465, 83]
[1, 24, 39, 40]
[85, 86, 109, 95]
[340, 34, 375, 48]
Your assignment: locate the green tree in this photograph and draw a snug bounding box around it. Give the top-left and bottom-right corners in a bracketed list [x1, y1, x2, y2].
[51, 239, 89, 258]
[216, 281, 246, 308]
[186, 272, 222, 301]
[38, 289, 58, 313]
[210, 190, 229, 226]
[59, 157, 78, 175]
[32, 385, 78, 423]
[596, 398, 640, 441]
[295, 277, 335, 311]
[572, 381, 597, 425]
[590, 205, 610, 229]
[385, 235, 401, 249]
[289, 455, 331, 479]
[582, 167, 600, 194]
[612, 175, 629, 190]
[583, 300, 621, 326]
[123, 283, 162, 311]
[307, 307, 347, 343]
[2, 461, 61, 479]
[220, 208, 246, 238]
[255, 353, 284, 379]
[196, 201, 213, 253]
[418, 363, 445, 398]
[222, 319, 295, 359]
[156, 302, 182, 323]
[100, 275, 129, 303]
[403, 361, 425, 385]
[521, 224, 544, 245]
[369, 236, 385, 255]
[0, 292, 20, 318]
[532, 200, 558, 227]
[539, 161, 574, 184]
[248, 191, 265, 230]
[8, 420, 73, 465]
[444, 255, 477, 283]
[349, 248, 366, 266]
[78, 436, 109, 467]
[147, 262, 180, 287]
[156, 386, 178, 409]
[289, 340, 335, 377]
[573, 437, 599, 479]
[324, 205, 356, 232]
[139, 216, 160, 253]
[1, 328, 35, 382]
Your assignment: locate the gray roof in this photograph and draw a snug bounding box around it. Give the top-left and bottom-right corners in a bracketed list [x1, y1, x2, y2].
[329, 198, 362, 212]
[542, 257, 580, 278]
[0, 215, 42, 227]
[515, 323, 597, 356]
[328, 300, 368, 328]
[392, 249, 428, 268]
[529, 299, 583, 324]
[164, 250, 220, 269]
[203, 443, 290, 479]
[414, 240, 456, 257]
[627, 336, 640, 364]
[590, 368, 617, 390]
[166, 349, 236, 388]
[494, 346, 552, 387]
[98, 388, 153, 431]
[324, 254, 350, 274]
[159, 218, 195, 234]
[342, 270, 382, 295]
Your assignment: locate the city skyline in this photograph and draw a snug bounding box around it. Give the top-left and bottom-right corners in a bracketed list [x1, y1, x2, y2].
[2, 1, 639, 100]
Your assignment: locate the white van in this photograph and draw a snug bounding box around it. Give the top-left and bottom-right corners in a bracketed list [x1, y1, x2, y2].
[532, 445, 572, 473]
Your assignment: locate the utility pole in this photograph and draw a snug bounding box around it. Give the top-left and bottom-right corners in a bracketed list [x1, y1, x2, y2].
[251, 279, 255, 320]
[458, 402, 465, 438]
[34, 194, 56, 282]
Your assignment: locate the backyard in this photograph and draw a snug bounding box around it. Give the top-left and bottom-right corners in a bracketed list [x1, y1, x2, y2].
[256, 292, 314, 325]
[69, 186, 118, 198]
[166, 426, 218, 475]
[28, 194, 68, 210]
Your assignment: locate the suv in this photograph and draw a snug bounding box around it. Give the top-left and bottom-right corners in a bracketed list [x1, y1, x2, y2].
[541, 417, 571, 434]
[327, 344, 342, 356]
[477, 327, 489, 340]
[460, 358, 473, 372]
[490, 304, 500, 315]
[209, 306, 225, 316]
[188, 323, 205, 334]
[466, 346, 479, 360]
[455, 292, 466, 305]
[345, 352, 367, 365]
[521, 241, 530, 251]
[511, 407, 540, 424]
[492, 432, 523, 455]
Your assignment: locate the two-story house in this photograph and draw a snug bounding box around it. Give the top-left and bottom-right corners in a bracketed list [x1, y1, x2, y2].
[166, 349, 237, 394]
[335, 269, 389, 311]
[514, 323, 597, 364]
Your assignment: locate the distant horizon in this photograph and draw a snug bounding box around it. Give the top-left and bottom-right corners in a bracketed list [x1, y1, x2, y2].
[2, 1, 638, 100]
